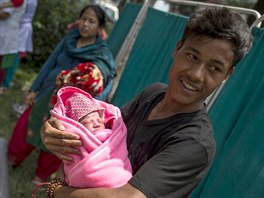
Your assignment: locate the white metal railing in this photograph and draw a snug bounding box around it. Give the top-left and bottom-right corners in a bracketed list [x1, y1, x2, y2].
[251, 14, 264, 29]
[165, 0, 261, 27]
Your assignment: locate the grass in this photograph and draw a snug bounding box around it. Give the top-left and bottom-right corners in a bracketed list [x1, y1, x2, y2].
[0, 64, 47, 198]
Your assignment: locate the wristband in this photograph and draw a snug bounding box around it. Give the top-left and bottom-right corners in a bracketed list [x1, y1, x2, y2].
[46, 178, 65, 198]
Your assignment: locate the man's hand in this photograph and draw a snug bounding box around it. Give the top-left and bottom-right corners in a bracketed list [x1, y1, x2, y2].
[41, 118, 82, 163]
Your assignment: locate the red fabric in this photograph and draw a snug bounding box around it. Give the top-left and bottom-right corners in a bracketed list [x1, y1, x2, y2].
[36, 151, 62, 180]
[18, 51, 27, 59]
[11, 0, 24, 7]
[8, 106, 62, 180]
[50, 62, 104, 105]
[8, 106, 34, 166]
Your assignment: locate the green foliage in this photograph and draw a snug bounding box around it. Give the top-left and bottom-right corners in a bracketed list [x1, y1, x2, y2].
[0, 65, 44, 197]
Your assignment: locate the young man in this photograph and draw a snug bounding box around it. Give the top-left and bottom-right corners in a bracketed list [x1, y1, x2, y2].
[41, 6, 252, 198]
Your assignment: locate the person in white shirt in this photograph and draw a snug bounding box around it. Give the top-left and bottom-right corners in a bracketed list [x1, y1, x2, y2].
[12, 0, 37, 114]
[0, 0, 25, 94]
[18, 0, 37, 58]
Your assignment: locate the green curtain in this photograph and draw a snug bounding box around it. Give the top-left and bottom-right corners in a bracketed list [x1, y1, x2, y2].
[190, 27, 264, 198]
[111, 8, 188, 107]
[107, 3, 142, 58]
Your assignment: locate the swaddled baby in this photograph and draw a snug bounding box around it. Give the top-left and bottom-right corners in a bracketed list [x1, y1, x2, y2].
[50, 86, 132, 188]
[64, 92, 112, 143]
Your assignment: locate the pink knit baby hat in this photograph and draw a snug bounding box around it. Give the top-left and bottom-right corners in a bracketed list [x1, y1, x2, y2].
[64, 92, 105, 121]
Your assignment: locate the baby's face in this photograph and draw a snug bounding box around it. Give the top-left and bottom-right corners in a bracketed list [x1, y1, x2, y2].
[79, 111, 105, 133]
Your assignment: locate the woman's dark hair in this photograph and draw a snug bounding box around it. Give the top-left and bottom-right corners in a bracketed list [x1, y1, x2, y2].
[182, 7, 252, 66]
[79, 4, 106, 27]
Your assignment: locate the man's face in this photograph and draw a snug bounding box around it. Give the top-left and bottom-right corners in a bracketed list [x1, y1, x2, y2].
[167, 36, 234, 111]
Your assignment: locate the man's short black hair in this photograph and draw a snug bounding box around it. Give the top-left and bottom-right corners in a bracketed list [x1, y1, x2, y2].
[182, 7, 252, 66]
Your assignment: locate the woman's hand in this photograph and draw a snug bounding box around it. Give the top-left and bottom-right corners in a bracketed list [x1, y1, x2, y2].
[24, 91, 37, 106]
[41, 118, 82, 163]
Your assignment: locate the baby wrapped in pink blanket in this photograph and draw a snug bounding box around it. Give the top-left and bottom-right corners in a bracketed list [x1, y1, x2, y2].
[50, 86, 132, 188]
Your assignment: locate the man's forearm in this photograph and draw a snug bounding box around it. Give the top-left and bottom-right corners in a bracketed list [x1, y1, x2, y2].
[54, 183, 147, 198]
[55, 186, 119, 198]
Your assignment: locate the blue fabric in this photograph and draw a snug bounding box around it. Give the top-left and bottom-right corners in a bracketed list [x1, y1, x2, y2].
[31, 28, 116, 102]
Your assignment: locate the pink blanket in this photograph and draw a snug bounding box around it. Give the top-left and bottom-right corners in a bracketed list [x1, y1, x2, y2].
[50, 86, 132, 188]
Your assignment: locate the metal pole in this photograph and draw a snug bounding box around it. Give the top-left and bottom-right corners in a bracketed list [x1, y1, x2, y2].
[165, 0, 261, 25]
[109, 0, 155, 101]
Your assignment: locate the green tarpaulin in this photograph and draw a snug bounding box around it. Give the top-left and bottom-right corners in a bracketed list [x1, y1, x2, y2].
[107, 3, 141, 58]
[190, 27, 264, 198]
[111, 5, 264, 197]
[111, 7, 188, 107]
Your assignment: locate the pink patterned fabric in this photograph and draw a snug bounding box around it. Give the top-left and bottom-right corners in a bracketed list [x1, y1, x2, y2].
[64, 92, 105, 121]
[50, 86, 132, 188]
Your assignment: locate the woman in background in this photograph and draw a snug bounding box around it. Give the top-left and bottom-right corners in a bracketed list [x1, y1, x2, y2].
[8, 4, 116, 183]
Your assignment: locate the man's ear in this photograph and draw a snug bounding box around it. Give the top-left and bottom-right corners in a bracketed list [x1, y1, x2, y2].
[173, 40, 184, 57]
[222, 67, 235, 84]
